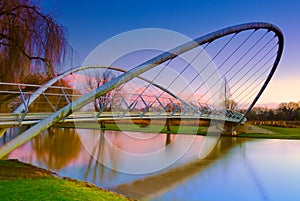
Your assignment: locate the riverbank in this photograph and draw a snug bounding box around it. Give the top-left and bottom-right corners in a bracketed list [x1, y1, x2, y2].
[55, 122, 300, 140]
[237, 125, 300, 140]
[0, 159, 133, 201]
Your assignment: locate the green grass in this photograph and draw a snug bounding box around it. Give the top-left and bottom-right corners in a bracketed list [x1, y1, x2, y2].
[99, 124, 300, 140]
[0, 178, 129, 201]
[57, 122, 208, 135]
[57, 122, 300, 140]
[0, 160, 131, 201]
[102, 124, 208, 135]
[238, 126, 300, 140]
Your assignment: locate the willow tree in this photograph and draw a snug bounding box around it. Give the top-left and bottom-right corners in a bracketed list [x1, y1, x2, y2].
[0, 0, 68, 83]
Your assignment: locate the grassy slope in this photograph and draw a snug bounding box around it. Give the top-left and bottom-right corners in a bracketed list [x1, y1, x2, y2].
[238, 126, 300, 139]
[0, 160, 131, 201]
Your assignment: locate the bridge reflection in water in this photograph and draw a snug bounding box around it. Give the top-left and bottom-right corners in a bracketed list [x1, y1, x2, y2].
[6, 127, 300, 200]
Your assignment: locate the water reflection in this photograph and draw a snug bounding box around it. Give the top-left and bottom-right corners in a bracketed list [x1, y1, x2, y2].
[78, 129, 191, 174]
[113, 137, 248, 199]
[7, 128, 224, 185]
[31, 128, 82, 171]
[6, 129, 300, 201]
[84, 129, 118, 183]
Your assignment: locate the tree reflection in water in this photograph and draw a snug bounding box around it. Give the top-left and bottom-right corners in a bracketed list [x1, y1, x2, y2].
[31, 127, 82, 171]
[83, 129, 119, 183]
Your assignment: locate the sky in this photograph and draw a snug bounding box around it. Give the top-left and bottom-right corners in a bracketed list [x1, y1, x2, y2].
[41, 0, 300, 105]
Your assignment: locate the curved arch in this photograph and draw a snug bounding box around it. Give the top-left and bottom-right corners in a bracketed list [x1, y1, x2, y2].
[14, 65, 120, 113]
[0, 22, 284, 158]
[14, 65, 196, 114]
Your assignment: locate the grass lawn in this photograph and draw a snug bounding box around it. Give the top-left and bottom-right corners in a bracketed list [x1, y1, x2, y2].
[103, 124, 208, 135]
[0, 160, 132, 201]
[237, 126, 300, 140]
[56, 122, 208, 135]
[57, 122, 300, 140]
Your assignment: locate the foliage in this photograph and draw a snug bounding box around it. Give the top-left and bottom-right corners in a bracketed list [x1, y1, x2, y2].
[0, 0, 68, 82]
[32, 128, 82, 171]
[247, 101, 300, 121]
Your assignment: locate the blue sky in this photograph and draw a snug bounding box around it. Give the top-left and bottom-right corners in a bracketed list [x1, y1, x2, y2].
[42, 0, 300, 103]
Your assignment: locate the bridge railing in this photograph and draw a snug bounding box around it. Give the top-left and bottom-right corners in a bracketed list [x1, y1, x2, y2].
[0, 80, 246, 127]
[0, 82, 83, 112]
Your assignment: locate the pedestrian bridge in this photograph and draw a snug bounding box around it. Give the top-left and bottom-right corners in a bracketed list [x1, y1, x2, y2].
[0, 22, 283, 158]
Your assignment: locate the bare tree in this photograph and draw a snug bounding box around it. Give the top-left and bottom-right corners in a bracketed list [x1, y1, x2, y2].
[94, 70, 116, 112]
[225, 99, 238, 110]
[0, 0, 68, 82]
[223, 78, 237, 110]
[85, 70, 121, 112]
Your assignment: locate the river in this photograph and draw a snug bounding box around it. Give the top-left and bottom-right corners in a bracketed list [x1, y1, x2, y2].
[4, 127, 300, 201]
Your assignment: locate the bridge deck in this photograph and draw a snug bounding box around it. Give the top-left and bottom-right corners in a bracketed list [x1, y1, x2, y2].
[0, 111, 236, 128]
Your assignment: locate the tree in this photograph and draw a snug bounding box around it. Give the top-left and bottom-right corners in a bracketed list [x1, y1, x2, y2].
[0, 0, 68, 82]
[85, 70, 121, 112]
[278, 102, 299, 120]
[225, 99, 238, 110]
[223, 77, 237, 110]
[247, 101, 300, 121]
[94, 70, 117, 112]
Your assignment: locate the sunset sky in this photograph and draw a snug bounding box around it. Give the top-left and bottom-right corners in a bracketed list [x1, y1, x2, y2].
[42, 0, 300, 104]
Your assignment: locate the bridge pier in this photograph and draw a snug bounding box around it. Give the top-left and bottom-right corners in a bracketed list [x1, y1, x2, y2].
[98, 120, 106, 129]
[165, 118, 171, 131]
[222, 121, 238, 135]
[222, 122, 273, 135]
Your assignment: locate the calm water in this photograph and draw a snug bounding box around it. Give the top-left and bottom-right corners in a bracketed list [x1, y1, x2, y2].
[5, 127, 300, 201]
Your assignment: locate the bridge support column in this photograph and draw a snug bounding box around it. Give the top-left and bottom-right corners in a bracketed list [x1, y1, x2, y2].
[98, 120, 106, 129]
[223, 121, 237, 135]
[166, 118, 171, 131]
